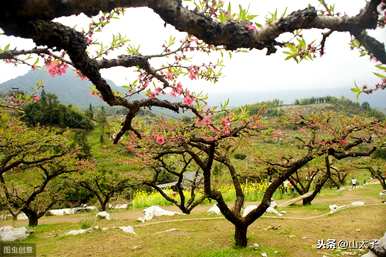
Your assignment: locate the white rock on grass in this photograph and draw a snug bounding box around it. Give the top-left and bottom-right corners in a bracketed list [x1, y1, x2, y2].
[207, 205, 221, 215]
[74, 205, 97, 213]
[351, 201, 365, 207]
[242, 205, 257, 217]
[329, 204, 338, 213]
[119, 226, 136, 234]
[137, 206, 181, 223]
[0, 226, 29, 241]
[243, 201, 283, 217]
[85, 206, 97, 211]
[328, 204, 346, 213]
[48, 205, 97, 216]
[266, 206, 283, 217]
[270, 201, 278, 209]
[65, 228, 92, 236]
[16, 212, 28, 220]
[48, 208, 76, 216]
[96, 211, 111, 220]
[113, 204, 128, 209]
[249, 243, 260, 249]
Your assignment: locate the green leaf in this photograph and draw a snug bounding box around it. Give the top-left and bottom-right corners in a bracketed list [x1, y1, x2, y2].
[218, 12, 227, 23]
[33, 57, 40, 66]
[373, 72, 386, 79]
[122, 84, 131, 90]
[375, 64, 386, 72]
[3, 43, 10, 52]
[227, 3, 232, 15]
[351, 85, 362, 100]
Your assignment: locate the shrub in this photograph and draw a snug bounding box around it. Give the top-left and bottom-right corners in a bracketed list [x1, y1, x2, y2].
[80, 218, 94, 229]
[23, 91, 93, 130]
[234, 153, 247, 160]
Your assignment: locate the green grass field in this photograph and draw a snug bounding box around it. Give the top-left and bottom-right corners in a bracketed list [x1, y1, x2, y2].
[1, 183, 384, 257]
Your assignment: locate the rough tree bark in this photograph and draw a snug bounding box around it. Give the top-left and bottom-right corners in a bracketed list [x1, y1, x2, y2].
[302, 155, 332, 205]
[0, 0, 383, 61]
[188, 140, 316, 247]
[22, 208, 39, 227]
[366, 167, 386, 190]
[234, 224, 248, 248]
[0, 1, 384, 140]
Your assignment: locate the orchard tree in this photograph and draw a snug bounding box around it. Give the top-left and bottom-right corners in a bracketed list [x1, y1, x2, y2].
[356, 148, 386, 189]
[144, 147, 206, 214]
[0, 0, 385, 143]
[0, 112, 77, 176]
[0, 111, 87, 226]
[130, 110, 265, 247]
[73, 118, 147, 211]
[287, 161, 325, 196]
[0, 159, 83, 226]
[76, 169, 135, 211]
[266, 111, 382, 205]
[362, 160, 386, 189]
[328, 163, 351, 189]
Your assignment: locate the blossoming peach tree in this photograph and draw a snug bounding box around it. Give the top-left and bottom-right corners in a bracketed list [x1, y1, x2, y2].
[264, 111, 385, 206]
[124, 109, 385, 247]
[0, 1, 385, 124]
[0, 0, 386, 247]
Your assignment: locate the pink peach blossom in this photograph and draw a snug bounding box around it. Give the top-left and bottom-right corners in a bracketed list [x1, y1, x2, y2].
[155, 135, 166, 145]
[183, 93, 194, 105]
[188, 66, 199, 80]
[45, 60, 68, 77]
[246, 23, 257, 31]
[32, 95, 40, 103]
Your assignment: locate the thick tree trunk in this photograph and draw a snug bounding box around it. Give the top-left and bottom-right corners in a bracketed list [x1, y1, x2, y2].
[374, 173, 386, 190]
[234, 224, 248, 248]
[367, 167, 386, 190]
[100, 196, 110, 211]
[23, 209, 39, 226]
[302, 176, 330, 205]
[379, 177, 386, 190]
[100, 201, 107, 211]
[329, 177, 341, 189]
[28, 215, 38, 226]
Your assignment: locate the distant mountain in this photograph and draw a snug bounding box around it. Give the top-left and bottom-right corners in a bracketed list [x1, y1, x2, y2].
[1, 69, 385, 113]
[207, 88, 386, 113]
[0, 69, 130, 108]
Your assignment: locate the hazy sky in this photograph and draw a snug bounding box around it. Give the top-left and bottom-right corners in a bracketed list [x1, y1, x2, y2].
[0, 0, 385, 95]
